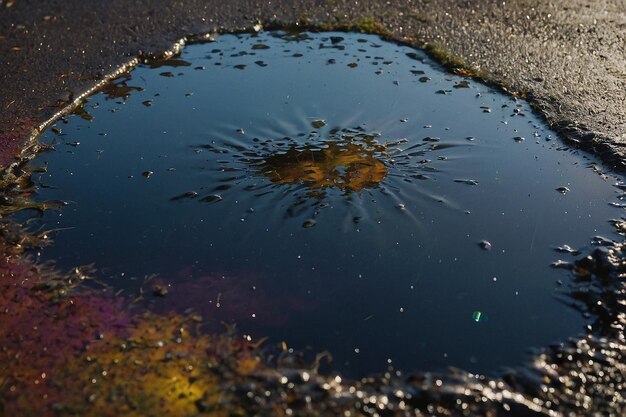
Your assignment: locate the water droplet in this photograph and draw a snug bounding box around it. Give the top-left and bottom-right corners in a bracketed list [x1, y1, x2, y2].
[553, 244, 580, 255]
[311, 120, 326, 129]
[302, 219, 316, 228]
[513, 136, 526, 142]
[478, 240, 492, 250]
[142, 171, 153, 178]
[200, 194, 223, 203]
[556, 186, 570, 194]
[152, 284, 168, 297]
[454, 179, 479, 186]
[551, 260, 572, 269]
[170, 191, 198, 201]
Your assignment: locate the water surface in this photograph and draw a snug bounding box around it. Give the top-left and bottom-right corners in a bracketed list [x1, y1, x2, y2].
[25, 32, 624, 377]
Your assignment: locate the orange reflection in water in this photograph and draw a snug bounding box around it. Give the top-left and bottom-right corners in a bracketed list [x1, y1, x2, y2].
[260, 140, 388, 192]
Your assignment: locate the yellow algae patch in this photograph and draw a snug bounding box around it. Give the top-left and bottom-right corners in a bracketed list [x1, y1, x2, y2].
[0, 256, 266, 417]
[58, 315, 224, 417]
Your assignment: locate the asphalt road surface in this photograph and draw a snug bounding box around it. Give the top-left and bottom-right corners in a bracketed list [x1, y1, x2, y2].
[0, 0, 624, 168]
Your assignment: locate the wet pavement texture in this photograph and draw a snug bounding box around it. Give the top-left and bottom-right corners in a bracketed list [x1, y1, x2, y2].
[0, 0, 625, 169]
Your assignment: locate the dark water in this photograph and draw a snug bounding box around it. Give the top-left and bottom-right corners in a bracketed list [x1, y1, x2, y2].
[25, 32, 623, 377]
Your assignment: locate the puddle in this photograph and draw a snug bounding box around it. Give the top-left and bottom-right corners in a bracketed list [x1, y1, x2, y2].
[20, 32, 625, 378]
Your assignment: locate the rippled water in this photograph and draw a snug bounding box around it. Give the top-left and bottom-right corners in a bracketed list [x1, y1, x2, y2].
[23, 32, 624, 377]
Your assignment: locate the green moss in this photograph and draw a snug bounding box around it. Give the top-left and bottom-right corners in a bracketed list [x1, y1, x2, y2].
[423, 41, 467, 69]
[349, 17, 391, 36]
[308, 16, 392, 38]
[421, 41, 490, 81]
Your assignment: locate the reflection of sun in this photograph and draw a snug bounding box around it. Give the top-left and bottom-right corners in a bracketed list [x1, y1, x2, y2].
[260, 141, 388, 192]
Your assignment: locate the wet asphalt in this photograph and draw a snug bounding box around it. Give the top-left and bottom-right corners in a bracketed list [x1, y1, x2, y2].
[0, 0, 624, 169]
